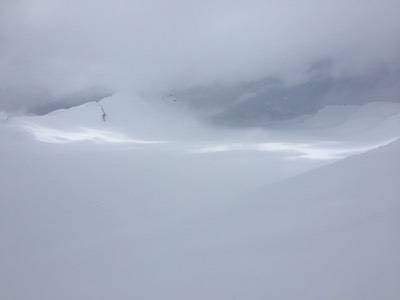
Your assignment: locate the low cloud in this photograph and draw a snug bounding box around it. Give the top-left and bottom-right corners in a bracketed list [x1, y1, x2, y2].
[1, 0, 400, 111]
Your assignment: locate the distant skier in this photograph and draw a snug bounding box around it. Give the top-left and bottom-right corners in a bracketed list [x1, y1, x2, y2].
[97, 102, 107, 122]
[101, 106, 107, 122]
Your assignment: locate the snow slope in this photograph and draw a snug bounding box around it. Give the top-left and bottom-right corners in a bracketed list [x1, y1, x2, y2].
[3, 93, 400, 163]
[1, 105, 399, 299]
[194, 139, 400, 299]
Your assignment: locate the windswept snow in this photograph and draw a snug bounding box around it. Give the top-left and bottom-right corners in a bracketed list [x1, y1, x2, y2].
[4, 94, 400, 161]
[0, 97, 399, 300]
[192, 138, 398, 160]
[20, 123, 167, 144]
[2, 1, 400, 298]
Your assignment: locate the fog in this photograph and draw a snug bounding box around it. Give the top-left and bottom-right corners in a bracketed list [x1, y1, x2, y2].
[1, 93, 400, 300]
[1, 2, 400, 299]
[1, 0, 400, 112]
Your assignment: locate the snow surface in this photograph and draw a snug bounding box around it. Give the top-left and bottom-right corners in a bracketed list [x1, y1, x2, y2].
[1, 96, 399, 299]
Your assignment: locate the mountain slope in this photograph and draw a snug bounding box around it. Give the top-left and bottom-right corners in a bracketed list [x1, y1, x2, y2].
[0, 122, 399, 299]
[191, 139, 400, 299]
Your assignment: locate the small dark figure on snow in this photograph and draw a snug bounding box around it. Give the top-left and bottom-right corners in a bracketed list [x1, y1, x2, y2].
[97, 102, 107, 122]
[101, 107, 107, 122]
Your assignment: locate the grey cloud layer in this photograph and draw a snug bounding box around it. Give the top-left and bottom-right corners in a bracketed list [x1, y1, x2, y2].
[1, 0, 400, 111]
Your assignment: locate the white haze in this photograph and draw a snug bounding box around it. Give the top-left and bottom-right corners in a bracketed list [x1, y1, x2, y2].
[1, 2, 400, 299]
[1, 95, 400, 299]
[1, 0, 400, 110]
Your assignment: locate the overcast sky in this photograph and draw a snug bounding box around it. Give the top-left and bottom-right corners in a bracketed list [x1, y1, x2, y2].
[1, 0, 400, 111]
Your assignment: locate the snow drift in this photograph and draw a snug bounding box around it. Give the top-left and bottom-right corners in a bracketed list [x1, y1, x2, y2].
[0, 97, 399, 299]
